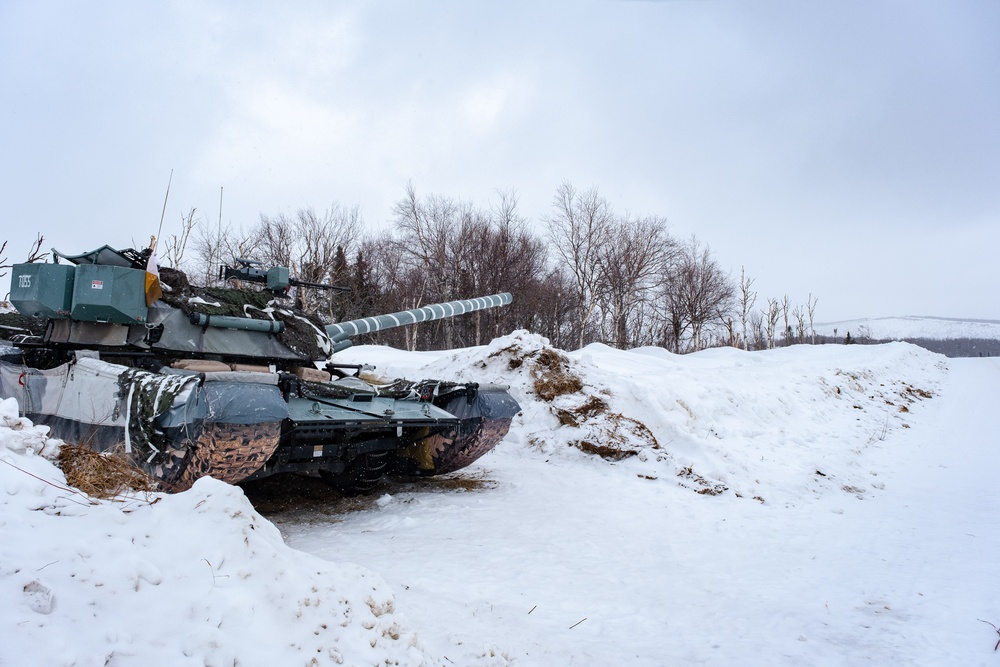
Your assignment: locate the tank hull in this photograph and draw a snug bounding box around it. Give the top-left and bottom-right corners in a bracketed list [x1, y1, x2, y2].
[0, 357, 519, 491]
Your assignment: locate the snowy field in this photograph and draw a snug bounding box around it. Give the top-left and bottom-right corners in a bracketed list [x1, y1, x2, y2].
[3, 333, 1000, 666]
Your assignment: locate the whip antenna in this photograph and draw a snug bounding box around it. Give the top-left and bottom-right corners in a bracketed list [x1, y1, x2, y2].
[155, 169, 173, 249]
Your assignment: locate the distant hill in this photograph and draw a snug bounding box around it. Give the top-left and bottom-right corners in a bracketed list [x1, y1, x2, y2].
[815, 316, 1000, 357]
[816, 316, 1000, 341]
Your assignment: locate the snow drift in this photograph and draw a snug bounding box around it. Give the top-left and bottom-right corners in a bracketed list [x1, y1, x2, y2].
[358, 331, 946, 505]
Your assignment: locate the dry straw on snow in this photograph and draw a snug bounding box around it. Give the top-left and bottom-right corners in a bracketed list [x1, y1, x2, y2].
[57, 444, 157, 499]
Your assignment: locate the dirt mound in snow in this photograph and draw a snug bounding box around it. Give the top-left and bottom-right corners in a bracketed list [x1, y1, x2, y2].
[411, 331, 946, 502]
[424, 332, 663, 464]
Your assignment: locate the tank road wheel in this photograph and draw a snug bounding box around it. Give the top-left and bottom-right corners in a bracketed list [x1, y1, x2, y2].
[320, 451, 391, 495]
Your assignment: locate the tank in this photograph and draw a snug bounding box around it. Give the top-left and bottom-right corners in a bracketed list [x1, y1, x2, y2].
[0, 245, 520, 493]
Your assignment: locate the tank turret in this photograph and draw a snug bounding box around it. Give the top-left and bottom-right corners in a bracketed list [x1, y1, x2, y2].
[0, 245, 520, 493]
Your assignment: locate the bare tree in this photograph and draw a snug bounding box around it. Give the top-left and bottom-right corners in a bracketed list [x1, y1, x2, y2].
[24, 234, 49, 264]
[385, 185, 553, 349]
[781, 294, 791, 346]
[722, 316, 738, 348]
[479, 190, 550, 343]
[294, 206, 361, 315]
[2, 235, 47, 300]
[392, 183, 463, 299]
[353, 230, 405, 325]
[793, 305, 806, 343]
[748, 310, 767, 351]
[545, 182, 612, 349]
[597, 214, 675, 348]
[738, 266, 757, 351]
[192, 220, 254, 287]
[161, 208, 198, 269]
[251, 213, 296, 266]
[765, 298, 781, 349]
[391, 183, 477, 348]
[664, 236, 735, 352]
[661, 282, 690, 353]
[806, 293, 818, 344]
[248, 204, 361, 317]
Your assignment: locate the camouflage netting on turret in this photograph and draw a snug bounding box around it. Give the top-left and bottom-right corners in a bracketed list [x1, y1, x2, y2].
[158, 268, 333, 360]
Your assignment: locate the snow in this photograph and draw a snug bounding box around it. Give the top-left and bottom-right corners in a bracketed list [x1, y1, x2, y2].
[186, 296, 222, 307]
[3, 333, 1000, 665]
[0, 398, 437, 666]
[817, 315, 1000, 341]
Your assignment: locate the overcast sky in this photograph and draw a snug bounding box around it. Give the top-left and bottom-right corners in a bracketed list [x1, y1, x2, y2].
[2, 0, 998, 323]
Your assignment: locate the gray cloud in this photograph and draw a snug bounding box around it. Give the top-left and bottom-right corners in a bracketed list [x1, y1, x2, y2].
[1, 0, 997, 321]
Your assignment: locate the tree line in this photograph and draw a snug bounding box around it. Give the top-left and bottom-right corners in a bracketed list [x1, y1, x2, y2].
[5, 182, 823, 354]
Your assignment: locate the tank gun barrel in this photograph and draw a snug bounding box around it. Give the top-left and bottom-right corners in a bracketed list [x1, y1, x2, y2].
[326, 293, 512, 352]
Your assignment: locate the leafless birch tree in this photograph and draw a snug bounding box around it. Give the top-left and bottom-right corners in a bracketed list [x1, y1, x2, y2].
[738, 266, 757, 351]
[765, 298, 781, 349]
[793, 305, 806, 343]
[781, 294, 791, 346]
[807, 293, 818, 344]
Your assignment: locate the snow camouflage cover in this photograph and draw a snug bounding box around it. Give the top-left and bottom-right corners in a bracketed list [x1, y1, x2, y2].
[0, 356, 520, 490]
[0, 357, 287, 490]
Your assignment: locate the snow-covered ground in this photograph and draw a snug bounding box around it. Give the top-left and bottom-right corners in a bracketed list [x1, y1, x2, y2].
[817, 315, 1000, 341]
[3, 332, 1000, 665]
[0, 399, 435, 666]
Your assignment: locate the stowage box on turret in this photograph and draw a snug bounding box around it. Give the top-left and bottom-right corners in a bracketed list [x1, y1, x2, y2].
[10, 262, 75, 319]
[70, 263, 148, 324]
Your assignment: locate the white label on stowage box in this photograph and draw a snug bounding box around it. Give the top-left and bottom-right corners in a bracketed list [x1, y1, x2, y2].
[91, 280, 104, 289]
